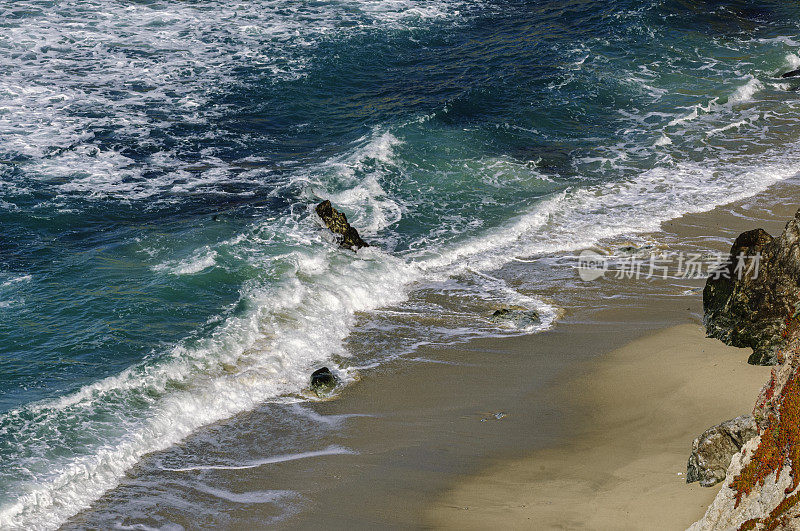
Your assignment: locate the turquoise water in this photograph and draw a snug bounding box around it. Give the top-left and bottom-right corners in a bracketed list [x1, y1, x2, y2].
[3, 0, 800, 527]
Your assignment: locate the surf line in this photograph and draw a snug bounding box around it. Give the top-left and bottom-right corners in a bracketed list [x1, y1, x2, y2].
[160, 445, 357, 472]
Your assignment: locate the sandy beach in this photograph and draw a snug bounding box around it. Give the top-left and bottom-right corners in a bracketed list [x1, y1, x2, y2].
[422, 185, 800, 530]
[426, 324, 770, 529]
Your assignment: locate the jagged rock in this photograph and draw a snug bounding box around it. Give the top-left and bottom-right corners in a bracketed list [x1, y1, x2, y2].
[692, 212, 800, 530]
[310, 367, 337, 396]
[687, 415, 758, 487]
[315, 200, 369, 251]
[782, 68, 800, 79]
[703, 210, 800, 365]
[490, 308, 541, 329]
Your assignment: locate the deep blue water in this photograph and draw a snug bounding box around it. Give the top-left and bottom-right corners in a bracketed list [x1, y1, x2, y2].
[3, 0, 800, 527]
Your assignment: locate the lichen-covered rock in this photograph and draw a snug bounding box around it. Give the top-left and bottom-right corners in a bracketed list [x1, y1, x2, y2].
[310, 367, 337, 396]
[689, 348, 800, 530]
[688, 434, 795, 531]
[315, 200, 369, 251]
[687, 415, 758, 487]
[703, 209, 800, 365]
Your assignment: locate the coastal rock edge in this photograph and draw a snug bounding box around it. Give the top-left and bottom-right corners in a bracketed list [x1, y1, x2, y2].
[692, 209, 800, 530]
[686, 415, 757, 488]
[703, 210, 800, 365]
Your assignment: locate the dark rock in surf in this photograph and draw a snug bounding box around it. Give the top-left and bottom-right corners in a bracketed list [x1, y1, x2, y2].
[310, 367, 337, 396]
[490, 308, 541, 329]
[686, 415, 758, 487]
[703, 210, 800, 365]
[315, 200, 369, 251]
[781, 68, 800, 79]
[618, 244, 653, 255]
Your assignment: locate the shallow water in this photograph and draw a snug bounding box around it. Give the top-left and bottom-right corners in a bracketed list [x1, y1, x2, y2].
[3, 0, 800, 528]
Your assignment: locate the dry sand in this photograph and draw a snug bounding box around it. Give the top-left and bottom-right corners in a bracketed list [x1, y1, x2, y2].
[426, 324, 771, 530]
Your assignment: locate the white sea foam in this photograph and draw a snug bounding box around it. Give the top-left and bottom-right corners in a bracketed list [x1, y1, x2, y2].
[1, 274, 31, 288]
[161, 445, 356, 472]
[756, 36, 800, 48]
[416, 145, 800, 275]
[478, 156, 551, 187]
[0, 274, 31, 309]
[189, 485, 296, 505]
[0, 0, 468, 203]
[288, 404, 374, 427]
[153, 249, 218, 276]
[306, 131, 406, 234]
[654, 134, 672, 146]
[667, 101, 715, 128]
[707, 120, 749, 136]
[729, 78, 764, 105]
[0, 224, 421, 530]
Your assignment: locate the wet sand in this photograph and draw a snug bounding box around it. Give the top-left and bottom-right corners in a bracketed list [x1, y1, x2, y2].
[271, 301, 707, 529]
[426, 324, 770, 530]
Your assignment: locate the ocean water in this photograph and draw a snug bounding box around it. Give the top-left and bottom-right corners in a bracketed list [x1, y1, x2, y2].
[3, 0, 800, 528]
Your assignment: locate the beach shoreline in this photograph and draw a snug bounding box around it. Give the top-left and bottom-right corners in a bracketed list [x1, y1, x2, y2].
[421, 183, 800, 529]
[64, 180, 800, 530]
[67, 292, 707, 529]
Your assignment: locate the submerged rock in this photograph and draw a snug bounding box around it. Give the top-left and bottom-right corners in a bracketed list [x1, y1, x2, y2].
[686, 415, 758, 487]
[310, 367, 337, 396]
[618, 243, 653, 255]
[781, 68, 800, 79]
[315, 200, 369, 251]
[490, 308, 541, 329]
[703, 210, 800, 365]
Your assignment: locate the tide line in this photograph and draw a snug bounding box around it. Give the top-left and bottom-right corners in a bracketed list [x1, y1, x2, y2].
[160, 445, 357, 472]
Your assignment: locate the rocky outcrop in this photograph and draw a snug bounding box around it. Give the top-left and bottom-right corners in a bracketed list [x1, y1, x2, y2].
[315, 200, 369, 251]
[310, 367, 337, 396]
[687, 415, 758, 487]
[703, 210, 800, 365]
[692, 210, 800, 530]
